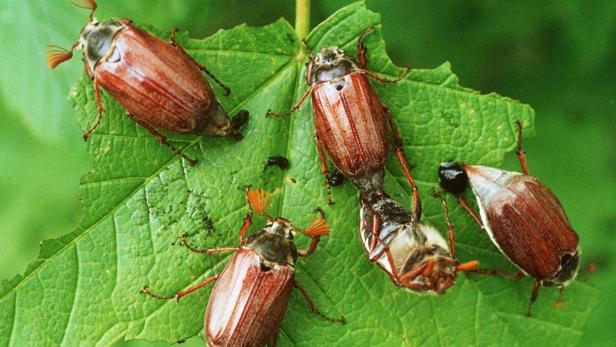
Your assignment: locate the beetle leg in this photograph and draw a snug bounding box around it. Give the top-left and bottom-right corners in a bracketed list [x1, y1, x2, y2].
[298, 236, 321, 257]
[238, 213, 253, 246]
[474, 268, 525, 280]
[168, 27, 179, 45]
[71, 0, 97, 22]
[267, 86, 313, 117]
[383, 107, 422, 222]
[314, 133, 335, 205]
[377, 238, 401, 282]
[300, 38, 312, 55]
[140, 274, 218, 302]
[168, 32, 231, 96]
[179, 233, 239, 255]
[515, 120, 530, 175]
[126, 113, 198, 166]
[369, 212, 381, 254]
[356, 26, 375, 68]
[398, 262, 429, 286]
[434, 189, 456, 258]
[358, 198, 380, 257]
[82, 79, 104, 141]
[360, 67, 410, 84]
[434, 189, 479, 278]
[422, 259, 436, 277]
[293, 281, 346, 323]
[305, 58, 315, 85]
[555, 287, 565, 309]
[199, 64, 231, 96]
[457, 197, 484, 229]
[168, 27, 177, 44]
[238, 187, 257, 245]
[526, 279, 542, 317]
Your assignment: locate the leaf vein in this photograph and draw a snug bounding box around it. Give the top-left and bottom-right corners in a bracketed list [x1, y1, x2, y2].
[58, 245, 80, 346]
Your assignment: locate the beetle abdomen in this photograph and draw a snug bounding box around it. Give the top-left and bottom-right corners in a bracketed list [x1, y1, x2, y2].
[95, 25, 216, 134]
[205, 250, 294, 347]
[312, 72, 389, 178]
[483, 175, 579, 280]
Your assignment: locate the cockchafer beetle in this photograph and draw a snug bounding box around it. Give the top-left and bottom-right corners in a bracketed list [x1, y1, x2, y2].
[46, 0, 248, 165]
[357, 170, 479, 294]
[438, 121, 580, 316]
[267, 26, 420, 214]
[141, 188, 345, 347]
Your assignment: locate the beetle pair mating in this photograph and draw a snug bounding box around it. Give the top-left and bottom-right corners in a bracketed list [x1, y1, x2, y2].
[47, 0, 249, 166]
[141, 188, 344, 346]
[269, 26, 580, 315]
[267, 26, 482, 294]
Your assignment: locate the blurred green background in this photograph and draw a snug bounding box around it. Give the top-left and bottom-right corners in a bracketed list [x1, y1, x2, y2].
[0, 1, 613, 346]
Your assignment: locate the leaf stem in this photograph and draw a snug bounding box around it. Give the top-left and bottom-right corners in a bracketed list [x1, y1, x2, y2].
[295, 0, 310, 39]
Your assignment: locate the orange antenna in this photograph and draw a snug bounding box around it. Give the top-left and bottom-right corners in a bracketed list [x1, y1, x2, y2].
[71, 0, 97, 21]
[46, 43, 78, 69]
[246, 189, 270, 216]
[304, 217, 330, 237]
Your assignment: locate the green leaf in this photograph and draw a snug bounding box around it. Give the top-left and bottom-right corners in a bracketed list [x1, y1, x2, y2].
[0, 2, 598, 346]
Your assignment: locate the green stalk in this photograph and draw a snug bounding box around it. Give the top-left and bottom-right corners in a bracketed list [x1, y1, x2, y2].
[295, 0, 311, 39]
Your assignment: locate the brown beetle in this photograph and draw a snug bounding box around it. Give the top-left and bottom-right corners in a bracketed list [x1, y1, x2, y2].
[141, 188, 344, 346]
[46, 0, 248, 165]
[438, 121, 580, 316]
[267, 26, 420, 215]
[357, 170, 479, 294]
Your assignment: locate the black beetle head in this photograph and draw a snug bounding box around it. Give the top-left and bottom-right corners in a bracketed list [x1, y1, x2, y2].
[80, 20, 126, 73]
[314, 47, 346, 66]
[247, 219, 298, 266]
[438, 161, 469, 196]
[265, 217, 296, 241]
[310, 47, 356, 84]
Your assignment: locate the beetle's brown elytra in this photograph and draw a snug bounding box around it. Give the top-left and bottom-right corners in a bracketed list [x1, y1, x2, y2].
[267, 26, 418, 212]
[46, 0, 249, 165]
[438, 121, 580, 316]
[141, 188, 344, 346]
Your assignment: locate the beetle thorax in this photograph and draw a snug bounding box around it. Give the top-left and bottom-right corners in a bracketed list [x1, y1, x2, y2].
[245, 218, 298, 268]
[80, 20, 127, 74]
[310, 47, 358, 84]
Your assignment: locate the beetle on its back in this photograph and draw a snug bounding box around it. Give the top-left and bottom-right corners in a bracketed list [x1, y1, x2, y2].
[47, 0, 249, 165]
